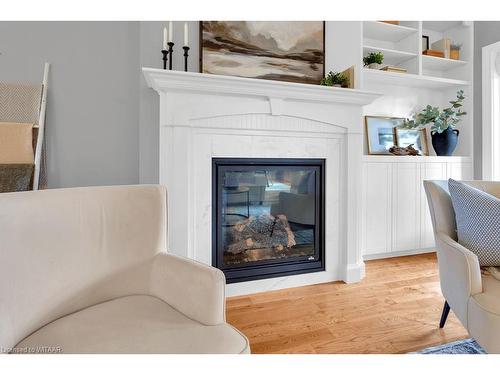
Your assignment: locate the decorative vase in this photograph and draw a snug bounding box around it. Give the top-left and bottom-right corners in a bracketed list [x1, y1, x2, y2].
[368, 63, 383, 69]
[450, 49, 460, 60]
[431, 127, 459, 156]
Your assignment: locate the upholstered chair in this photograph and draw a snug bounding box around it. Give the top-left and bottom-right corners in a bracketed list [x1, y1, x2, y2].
[0, 185, 249, 354]
[424, 180, 500, 354]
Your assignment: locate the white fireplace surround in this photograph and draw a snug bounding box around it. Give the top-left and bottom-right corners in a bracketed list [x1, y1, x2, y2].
[143, 68, 381, 296]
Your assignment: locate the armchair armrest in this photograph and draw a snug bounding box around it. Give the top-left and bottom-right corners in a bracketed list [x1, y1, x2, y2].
[435, 233, 482, 326]
[149, 252, 226, 325]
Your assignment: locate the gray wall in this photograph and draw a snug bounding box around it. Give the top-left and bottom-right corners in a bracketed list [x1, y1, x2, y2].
[474, 22, 500, 179]
[0, 21, 140, 188]
[139, 21, 199, 183]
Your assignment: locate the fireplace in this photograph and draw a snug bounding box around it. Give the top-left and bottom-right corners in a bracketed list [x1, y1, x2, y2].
[144, 68, 380, 295]
[212, 158, 325, 283]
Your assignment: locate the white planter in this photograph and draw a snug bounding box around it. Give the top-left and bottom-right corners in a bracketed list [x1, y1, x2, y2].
[368, 63, 383, 69]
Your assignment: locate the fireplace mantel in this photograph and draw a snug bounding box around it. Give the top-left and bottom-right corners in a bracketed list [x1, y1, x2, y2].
[143, 68, 380, 106]
[143, 67, 381, 296]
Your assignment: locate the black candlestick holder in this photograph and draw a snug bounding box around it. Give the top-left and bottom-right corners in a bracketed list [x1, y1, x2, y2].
[167, 42, 174, 70]
[183, 46, 190, 72]
[161, 49, 168, 70]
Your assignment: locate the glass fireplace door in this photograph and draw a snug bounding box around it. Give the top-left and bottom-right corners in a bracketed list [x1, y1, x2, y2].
[212, 158, 325, 283]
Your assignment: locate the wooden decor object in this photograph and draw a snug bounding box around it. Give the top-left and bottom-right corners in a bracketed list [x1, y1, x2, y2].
[450, 49, 460, 60]
[388, 144, 421, 156]
[341, 66, 355, 88]
[380, 66, 407, 73]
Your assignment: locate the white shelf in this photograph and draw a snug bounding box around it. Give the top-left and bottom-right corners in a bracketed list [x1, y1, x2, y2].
[422, 21, 465, 32]
[363, 155, 472, 163]
[363, 21, 417, 42]
[363, 68, 470, 89]
[422, 55, 468, 71]
[363, 45, 416, 65]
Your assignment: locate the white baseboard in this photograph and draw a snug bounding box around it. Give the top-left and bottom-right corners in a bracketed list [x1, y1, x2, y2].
[363, 248, 436, 261]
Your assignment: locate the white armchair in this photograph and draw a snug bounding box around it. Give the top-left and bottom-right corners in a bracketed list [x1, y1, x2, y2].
[0, 185, 249, 354]
[424, 180, 500, 353]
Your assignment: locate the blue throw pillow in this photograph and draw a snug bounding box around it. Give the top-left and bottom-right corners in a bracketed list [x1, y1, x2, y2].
[448, 179, 500, 266]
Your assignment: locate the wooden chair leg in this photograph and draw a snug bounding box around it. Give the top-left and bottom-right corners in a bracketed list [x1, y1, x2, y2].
[439, 301, 450, 328]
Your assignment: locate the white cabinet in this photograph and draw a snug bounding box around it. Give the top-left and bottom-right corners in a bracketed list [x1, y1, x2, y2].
[361, 157, 472, 258]
[392, 163, 420, 252]
[361, 163, 392, 256]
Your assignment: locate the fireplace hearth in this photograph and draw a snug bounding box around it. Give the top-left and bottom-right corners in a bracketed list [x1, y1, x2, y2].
[212, 158, 325, 283]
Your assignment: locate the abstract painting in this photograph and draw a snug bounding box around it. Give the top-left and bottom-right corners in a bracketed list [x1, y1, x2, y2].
[200, 21, 325, 84]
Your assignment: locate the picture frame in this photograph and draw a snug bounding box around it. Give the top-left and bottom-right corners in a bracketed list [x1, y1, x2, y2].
[394, 128, 429, 156]
[364, 116, 404, 155]
[422, 35, 430, 51]
[199, 21, 325, 84]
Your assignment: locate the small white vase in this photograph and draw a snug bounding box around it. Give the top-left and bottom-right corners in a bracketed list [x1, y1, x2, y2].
[368, 63, 383, 69]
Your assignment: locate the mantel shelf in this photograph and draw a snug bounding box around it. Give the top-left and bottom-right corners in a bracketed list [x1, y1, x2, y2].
[143, 68, 382, 106]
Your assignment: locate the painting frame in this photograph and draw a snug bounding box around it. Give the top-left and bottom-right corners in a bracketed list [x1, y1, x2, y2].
[364, 116, 405, 155]
[394, 127, 430, 156]
[199, 21, 326, 85]
[422, 35, 430, 51]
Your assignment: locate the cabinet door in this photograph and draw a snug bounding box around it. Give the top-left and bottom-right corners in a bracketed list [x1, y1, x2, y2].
[448, 162, 473, 180]
[392, 163, 420, 252]
[420, 162, 447, 249]
[362, 163, 392, 255]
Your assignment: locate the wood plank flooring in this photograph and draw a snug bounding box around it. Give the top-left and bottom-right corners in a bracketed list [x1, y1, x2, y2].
[226, 253, 469, 353]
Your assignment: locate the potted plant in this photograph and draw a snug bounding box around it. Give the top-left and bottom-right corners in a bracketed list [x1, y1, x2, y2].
[363, 52, 384, 69]
[450, 43, 462, 60]
[320, 71, 350, 88]
[402, 90, 466, 156]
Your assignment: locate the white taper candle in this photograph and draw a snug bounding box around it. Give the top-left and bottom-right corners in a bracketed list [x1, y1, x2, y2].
[168, 21, 173, 43]
[163, 27, 168, 50]
[184, 22, 189, 46]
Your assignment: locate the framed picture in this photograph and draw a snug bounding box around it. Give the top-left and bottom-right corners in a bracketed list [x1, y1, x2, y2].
[422, 35, 430, 51]
[200, 21, 325, 84]
[394, 128, 429, 156]
[365, 116, 404, 155]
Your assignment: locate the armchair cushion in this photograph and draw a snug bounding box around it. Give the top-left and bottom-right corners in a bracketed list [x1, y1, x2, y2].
[14, 295, 249, 354]
[149, 253, 226, 326]
[448, 179, 500, 266]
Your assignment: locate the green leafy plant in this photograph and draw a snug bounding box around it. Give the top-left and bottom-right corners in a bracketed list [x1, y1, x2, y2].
[402, 90, 466, 133]
[320, 71, 350, 87]
[363, 52, 384, 66]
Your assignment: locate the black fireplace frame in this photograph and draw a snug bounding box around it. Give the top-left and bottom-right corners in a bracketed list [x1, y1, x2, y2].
[212, 158, 325, 283]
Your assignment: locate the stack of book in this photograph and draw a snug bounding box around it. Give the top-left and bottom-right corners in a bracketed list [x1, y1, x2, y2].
[423, 50, 445, 58]
[380, 66, 407, 73]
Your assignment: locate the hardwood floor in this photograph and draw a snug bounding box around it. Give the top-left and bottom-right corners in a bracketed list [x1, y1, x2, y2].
[226, 253, 469, 354]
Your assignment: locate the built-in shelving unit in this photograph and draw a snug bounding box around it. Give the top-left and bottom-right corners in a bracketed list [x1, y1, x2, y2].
[331, 21, 475, 259]
[360, 21, 471, 84]
[359, 20, 473, 159]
